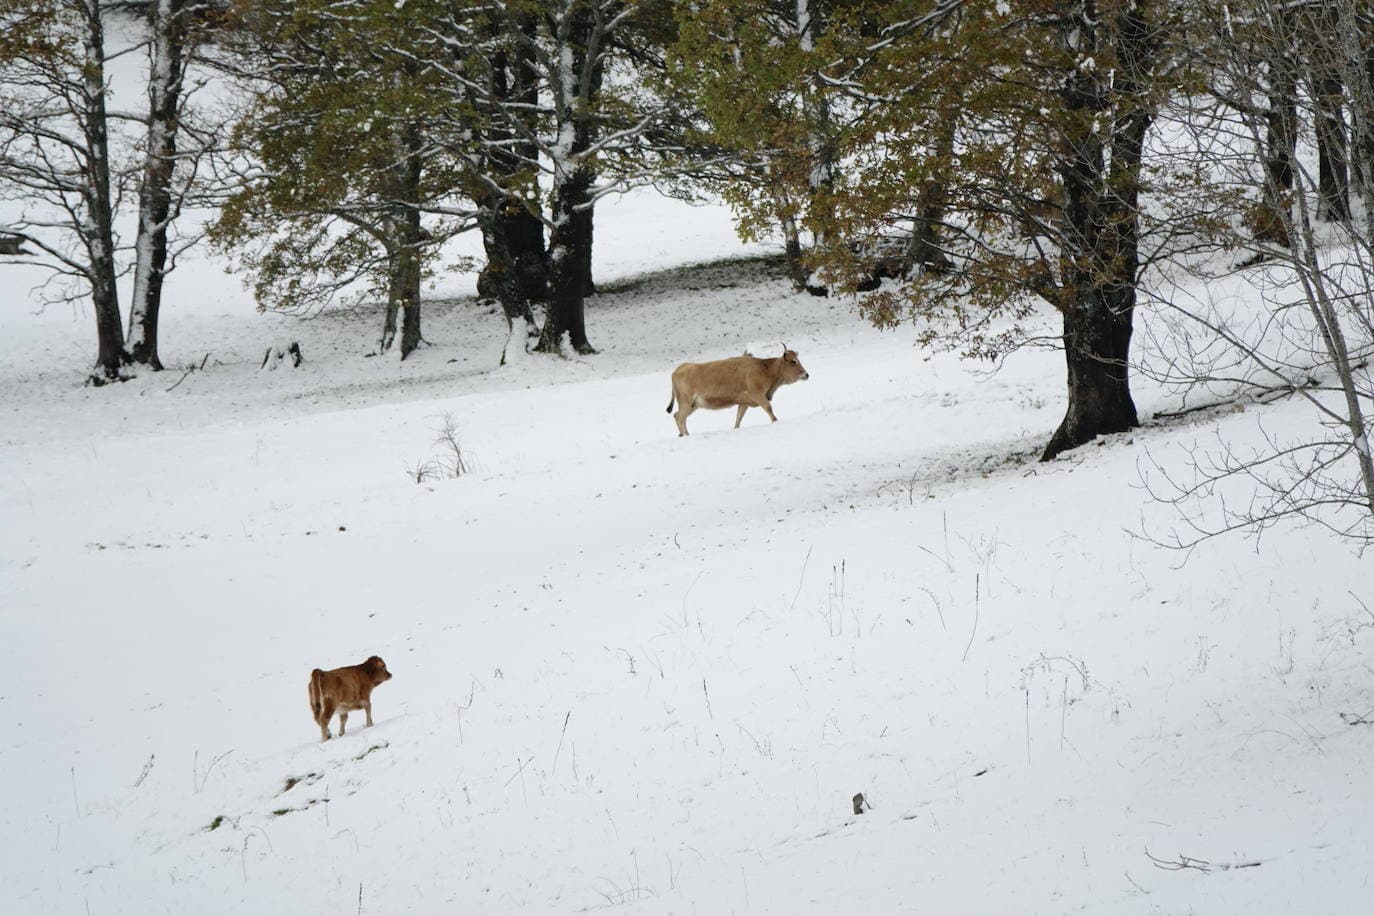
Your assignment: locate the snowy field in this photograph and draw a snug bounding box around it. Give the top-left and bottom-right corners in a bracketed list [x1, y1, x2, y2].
[3, 180, 1373, 915]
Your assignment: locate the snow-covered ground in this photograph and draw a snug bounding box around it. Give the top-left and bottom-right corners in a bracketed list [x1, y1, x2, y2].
[3, 177, 1372, 915]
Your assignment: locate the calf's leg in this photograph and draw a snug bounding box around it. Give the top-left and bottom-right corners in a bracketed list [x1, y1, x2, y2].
[318, 699, 336, 742]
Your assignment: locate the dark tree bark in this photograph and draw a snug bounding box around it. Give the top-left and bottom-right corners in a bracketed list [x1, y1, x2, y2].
[478, 202, 535, 318]
[908, 114, 956, 275]
[378, 120, 425, 359]
[780, 215, 808, 290]
[396, 130, 424, 360]
[475, 11, 548, 308]
[534, 0, 601, 355]
[1257, 35, 1298, 246]
[81, 0, 128, 383]
[1305, 1, 1350, 222]
[1359, 17, 1374, 197]
[1362, 17, 1374, 195]
[573, 200, 596, 297]
[507, 206, 549, 300]
[1041, 0, 1153, 461]
[1313, 73, 1351, 222]
[127, 0, 190, 370]
[570, 36, 605, 302]
[539, 165, 596, 353]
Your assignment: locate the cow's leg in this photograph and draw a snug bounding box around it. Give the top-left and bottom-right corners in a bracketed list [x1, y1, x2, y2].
[734, 404, 749, 428]
[338, 710, 349, 736]
[364, 700, 374, 728]
[761, 398, 778, 422]
[674, 402, 693, 436]
[319, 699, 336, 742]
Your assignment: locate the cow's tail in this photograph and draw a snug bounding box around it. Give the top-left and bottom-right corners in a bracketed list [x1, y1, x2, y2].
[308, 668, 325, 721]
[666, 384, 675, 414]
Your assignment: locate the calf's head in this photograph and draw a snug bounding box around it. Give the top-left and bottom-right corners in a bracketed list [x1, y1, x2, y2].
[364, 656, 393, 684]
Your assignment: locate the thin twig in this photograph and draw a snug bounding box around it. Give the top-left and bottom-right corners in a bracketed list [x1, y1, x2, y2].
[791, 545, 813, 609]
[551, 711, 571, 776]
[1023, 687, 1031, 765]
[683, 571, 703, 627]
[164, 365, 195, 392]
[503, 755, 534, 788]
[962, 572, 980, 662]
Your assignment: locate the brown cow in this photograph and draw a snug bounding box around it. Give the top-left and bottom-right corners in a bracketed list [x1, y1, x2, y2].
[666, 348, 810, 436]
[308, 656, 393, 742]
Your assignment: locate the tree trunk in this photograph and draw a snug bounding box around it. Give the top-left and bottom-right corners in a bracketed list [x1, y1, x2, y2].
[1041, 289, 1139, 461]
[508, 206, 549, 301]
[909, 114, 956, 275]
[1258, 42, 1298, 246]
[82, 0, 126, 383]
[381, 117, 425, 360]
[538, 165, 596, 354]
[1363, 19, 1374, 197]
[535, 0, 598, 355]
[475, 12, 548, 305]
[480, 205, 539, 365]
[780, 214, 808, 290]
[573, 200, 596, 297]
[399, 232, 422, 359]
[478, 199, 537, 326]
[1306, 2, 1350, 222]
[1313, 74, 1351, 223]
[797, 0, 834, 245]
[397, 151, 424, 361]
[380, 244, 400, 353]
[126, 0, 188, 371]
[1041, 0, 1151, 460]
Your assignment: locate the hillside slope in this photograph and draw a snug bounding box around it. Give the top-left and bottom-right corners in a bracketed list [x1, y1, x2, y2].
[2, 250, 1371, 914]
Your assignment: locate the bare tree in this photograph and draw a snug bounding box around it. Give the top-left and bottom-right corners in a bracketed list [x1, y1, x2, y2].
[126, 0, 221, 369]
[1140, 0, 1374, 544]
[1, 0, 128, 383]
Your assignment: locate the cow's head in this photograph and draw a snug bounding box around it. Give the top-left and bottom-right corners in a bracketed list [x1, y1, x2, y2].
[780, 347, 809, 382]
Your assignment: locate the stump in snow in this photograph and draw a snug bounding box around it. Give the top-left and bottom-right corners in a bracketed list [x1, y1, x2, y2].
[260, 341, 304, 370]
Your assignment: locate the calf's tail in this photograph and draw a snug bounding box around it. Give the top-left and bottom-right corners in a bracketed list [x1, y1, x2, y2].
[309, 668, 325, 719]
[666, 385, 675, 414]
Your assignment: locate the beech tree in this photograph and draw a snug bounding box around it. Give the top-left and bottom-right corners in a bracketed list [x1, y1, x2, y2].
[680, 0, 1178, 460]
[211, 0, 470, 359]
[429, 0, 685, 357]
[671, 0, 846, 291]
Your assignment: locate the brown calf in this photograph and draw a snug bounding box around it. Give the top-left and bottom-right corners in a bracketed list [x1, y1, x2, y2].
[666, 348, 810, 436]
[308, 656, 393, 742]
